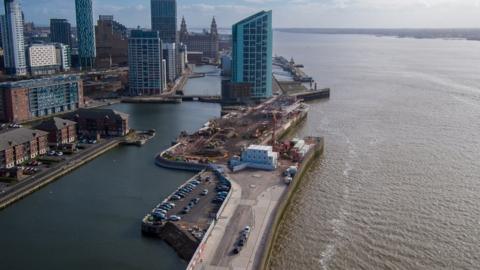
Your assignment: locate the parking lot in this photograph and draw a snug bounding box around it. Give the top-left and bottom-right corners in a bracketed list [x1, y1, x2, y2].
[162, 171, 230, 227]
[145, 170, 233, 241]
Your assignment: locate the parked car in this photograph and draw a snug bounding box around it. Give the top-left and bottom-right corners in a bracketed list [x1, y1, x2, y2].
[191, 198, 200, 204]
[170, 195, 181, 201]
[169, 215, 181, 222]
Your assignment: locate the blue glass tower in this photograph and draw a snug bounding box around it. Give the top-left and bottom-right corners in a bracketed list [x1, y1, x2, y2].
[1, 0, 27, 76]
[151, 0, 177, 43]
[232, 11, 273, 99]
[75, 0, 96, 69]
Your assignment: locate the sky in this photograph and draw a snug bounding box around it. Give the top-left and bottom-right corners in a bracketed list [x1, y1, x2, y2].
[11, 0, 480, 29]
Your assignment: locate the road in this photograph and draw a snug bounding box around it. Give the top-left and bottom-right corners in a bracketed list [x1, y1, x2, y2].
[198, 166, 290, 270]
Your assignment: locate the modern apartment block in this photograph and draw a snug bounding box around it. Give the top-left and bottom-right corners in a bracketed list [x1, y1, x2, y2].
[128, 30, 165, 96]
[27, 43, 70, 75]
[50, 19, 72, 47]
[55, 43, 71, 72]
[0, 75, 84, 123]
[0, 128, 48, 169]
[179, 17, 219, 60]
[232, 11, 273, 99]
[75, 0, 96, 69]
[151, 0, 177, 44]
[0, 0, 27, 76]
[163, 43, 177, 83]
[95, 15, 128, 68]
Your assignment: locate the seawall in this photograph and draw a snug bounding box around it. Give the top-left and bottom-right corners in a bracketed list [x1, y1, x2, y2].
[260, 137, 325, 270]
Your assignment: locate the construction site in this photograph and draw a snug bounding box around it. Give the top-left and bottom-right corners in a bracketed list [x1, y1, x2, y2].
[161, 96, 309, 166]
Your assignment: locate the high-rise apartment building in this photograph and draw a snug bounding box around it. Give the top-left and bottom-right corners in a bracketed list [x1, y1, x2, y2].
[75, 0, 96, 69]
[95, 15, 128, 68]
[151, 0, 177, 44]
[163, 43, 176, 83]
[232, 11, 273, 99]
[1, 0, 27, 76]
[128, 30, 166, 96]
[50, 19, 72, 47]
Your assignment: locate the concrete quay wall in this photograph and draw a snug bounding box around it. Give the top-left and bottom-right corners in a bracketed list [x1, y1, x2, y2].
[260, 137, 325, 270]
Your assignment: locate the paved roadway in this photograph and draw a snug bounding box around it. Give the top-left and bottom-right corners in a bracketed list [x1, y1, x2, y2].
[198, 165, 290, 270]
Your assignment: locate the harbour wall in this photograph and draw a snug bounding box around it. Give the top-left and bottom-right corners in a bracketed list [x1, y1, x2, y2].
[260, 137, 325, 270]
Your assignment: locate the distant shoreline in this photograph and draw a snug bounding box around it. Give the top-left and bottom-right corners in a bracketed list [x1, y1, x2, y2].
[275, 28, 480, 42]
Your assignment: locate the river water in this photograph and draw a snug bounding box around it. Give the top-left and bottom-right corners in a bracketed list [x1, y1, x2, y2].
[269, 32, 480, 269]
[1, 32, 480, 270]
[0, 102, 219, 270]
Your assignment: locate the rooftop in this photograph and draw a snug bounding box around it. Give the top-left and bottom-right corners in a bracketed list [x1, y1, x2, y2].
[0, 74, 81, 89]
[0, 128, 48, 152]
[36, 117, 76, 131]
[247, 145, 273, 152]
[67, 108, 129, 121]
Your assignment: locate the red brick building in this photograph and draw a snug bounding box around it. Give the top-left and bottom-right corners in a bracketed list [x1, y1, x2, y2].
[36, 117, 77, 145]
[0, 75, 84, 123]
[66, 108, 129, 138]
[0, 128, 49, 169]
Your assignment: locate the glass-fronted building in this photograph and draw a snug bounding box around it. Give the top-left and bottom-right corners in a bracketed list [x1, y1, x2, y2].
[128, 30, 166, 96]
[151, 0, 177, 44]
[50, 19, 72, 47]
[232, 10, 273, 99]
[1, 0, 27, 76]
[0, 75, 84, 123]
[75, 0, 96, 69]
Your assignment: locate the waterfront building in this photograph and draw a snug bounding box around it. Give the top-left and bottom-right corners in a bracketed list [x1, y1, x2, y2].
[187, 51, 203, 65]
[229, 144, 278, 171]
[151, 0, 177, 44]
[66, 108, 129, 138]
[50, 19, 72, 47]
[0, 75, 84, 123]
[231, 11, 273, 99]
[163, 43, 177, 82]
[95, 15, 128, 68]
[0, 128, 48, 169]
[179, 17, 219, 61]
[36, 117, 77, 145]
[0, 0, 27, 76]
[128, 30, 165, 96]
[75, 0, 96, 69]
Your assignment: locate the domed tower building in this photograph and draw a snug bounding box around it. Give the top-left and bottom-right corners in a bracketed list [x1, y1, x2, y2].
[179, 17, 219, 63]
